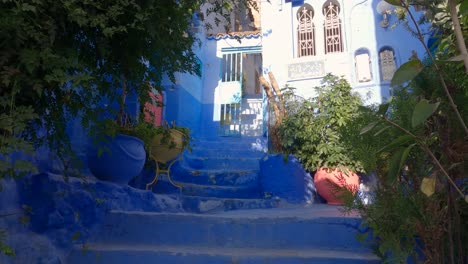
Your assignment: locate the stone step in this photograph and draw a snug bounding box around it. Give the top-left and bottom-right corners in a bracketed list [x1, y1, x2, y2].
[186, 148, 265, 159]
[171, 163, 259, 187]
[153, 176, 261, 199]
[89, 206, 370, 250]
[68, 244, 380, 264]
[179, 195, 280, 213]
[180, 182, 261, 198]
[152, 178, 261, 199]
[190, 137, 266, 152]
[182, 153, 261, 170]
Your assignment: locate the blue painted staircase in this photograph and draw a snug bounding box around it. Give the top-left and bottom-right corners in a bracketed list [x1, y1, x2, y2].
[67, 137, 380, 263]
[150, 137, 280, 213]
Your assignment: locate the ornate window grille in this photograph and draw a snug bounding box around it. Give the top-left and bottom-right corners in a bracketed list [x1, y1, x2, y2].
[297, 4, 316, 57]
[323, 2, 343, 54]
[380, 48, 396, 81]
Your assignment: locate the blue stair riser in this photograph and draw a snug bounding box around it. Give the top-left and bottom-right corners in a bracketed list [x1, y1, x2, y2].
[180, 196, 280, 213]
[180, 184, 261, 198]
[191, 139, 265, 151]
[183, 156, 260, 170]
[153, 180, 262, 199]
[188, 148, 265, 158]
[172, 166, 259, 186]
[69, 247, 380, 264]
[94, 212, 367, 249]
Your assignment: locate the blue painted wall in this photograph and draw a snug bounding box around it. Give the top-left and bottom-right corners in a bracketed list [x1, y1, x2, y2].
[163, 84, 203, 139]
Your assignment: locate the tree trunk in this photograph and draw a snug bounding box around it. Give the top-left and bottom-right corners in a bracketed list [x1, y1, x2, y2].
[448, 0, 468, 73]
[259, 71, 285, 152]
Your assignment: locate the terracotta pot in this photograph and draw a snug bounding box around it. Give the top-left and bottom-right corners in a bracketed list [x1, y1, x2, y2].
[314, 167, 360, 205]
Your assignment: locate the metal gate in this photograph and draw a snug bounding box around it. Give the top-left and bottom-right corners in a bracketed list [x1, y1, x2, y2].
[218, 52, 243, 136]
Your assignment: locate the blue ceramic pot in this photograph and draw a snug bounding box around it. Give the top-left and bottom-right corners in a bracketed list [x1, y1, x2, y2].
[87, 134, 146, 184]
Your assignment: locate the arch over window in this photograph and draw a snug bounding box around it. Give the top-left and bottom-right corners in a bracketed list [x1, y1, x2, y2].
[355, 48, 372, 83]
[379, 47, 396, 81]
[323, 1, 343, 54]
[297, 4, 316, 57]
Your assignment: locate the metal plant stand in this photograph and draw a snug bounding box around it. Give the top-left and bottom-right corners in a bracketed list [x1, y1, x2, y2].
[145, 157, 182, 190]
[145, 129, 185, 191]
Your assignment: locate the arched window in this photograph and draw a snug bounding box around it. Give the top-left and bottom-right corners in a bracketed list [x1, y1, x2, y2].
[297, 4, 316, 57]
[379, 47, 396, 81]
[323, 1, 343, 54]
[355, 49, 372, 83]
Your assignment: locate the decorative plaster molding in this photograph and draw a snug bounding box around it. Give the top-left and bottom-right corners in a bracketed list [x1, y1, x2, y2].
[288, 60, 325, 80]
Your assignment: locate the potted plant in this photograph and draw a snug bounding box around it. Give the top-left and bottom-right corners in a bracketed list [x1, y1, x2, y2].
[149, 121, 191, 164]
[87, 83, 163, 185]
[144, 121, 191, 190]
[87, 111, 150, 185]
[279, 74, 376, 204]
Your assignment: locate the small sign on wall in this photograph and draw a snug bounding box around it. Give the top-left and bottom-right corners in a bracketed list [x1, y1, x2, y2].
[288, 60, 325, 80]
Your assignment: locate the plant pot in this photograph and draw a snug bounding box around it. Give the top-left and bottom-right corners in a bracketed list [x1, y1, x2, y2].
[314, 167, 360, 205]
[150, 129, 185, 163]
[87, 134, 146, 184]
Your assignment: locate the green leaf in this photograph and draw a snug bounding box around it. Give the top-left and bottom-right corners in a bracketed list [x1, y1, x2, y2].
[360, 121, 379, 135]
[378, 134, 414, 153]
[0, 242, 15, 257]
[377, 103, 390, 116]
[71, 231, 81, 241]
[384, 0, 402, 6]
[373, 126, 390, 136]
[461, 0, 468, 15]
[399, 143, 415, 171]
[19, 215, 30, 226]
[387, 144, 415, 184]
[387, 148, 405, 184]
[412, 99, 440, 128]
[391, 59, 424, 87]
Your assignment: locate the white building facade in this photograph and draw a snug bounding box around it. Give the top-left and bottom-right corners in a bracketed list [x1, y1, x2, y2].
[164, 0, 427, 138]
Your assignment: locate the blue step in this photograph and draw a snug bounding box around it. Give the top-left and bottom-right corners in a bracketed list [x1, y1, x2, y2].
[180, 195, 280, 213]
[183, 154, 261, 170]
[85, 207, 370, 249]
[180, 182, 261, 198]
[68, 244, 380, 264]
[67, 206, 379, 264]
[191, 137, 266, 152]
[171, 164, 259, 186]
[188, 147, 266, 158]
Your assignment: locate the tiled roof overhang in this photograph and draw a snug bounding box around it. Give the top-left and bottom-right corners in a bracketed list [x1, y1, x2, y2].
[207, 30, 262, 40]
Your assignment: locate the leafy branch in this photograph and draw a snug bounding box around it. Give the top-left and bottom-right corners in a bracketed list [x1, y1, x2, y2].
[390, 0, 468, 135]
[376, 115, 466, 201]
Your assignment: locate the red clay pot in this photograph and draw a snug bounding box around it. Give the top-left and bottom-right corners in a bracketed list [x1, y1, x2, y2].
[314, 167, 360, 205]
